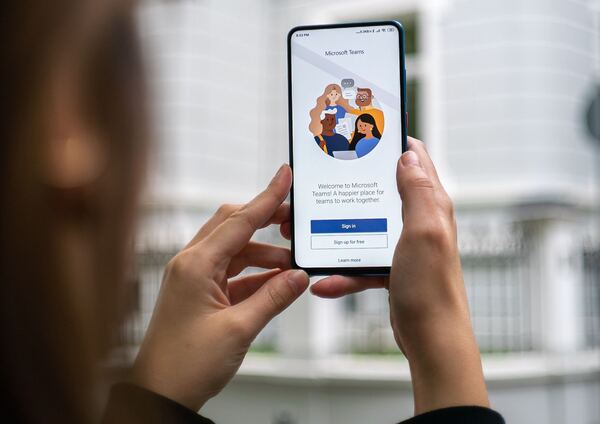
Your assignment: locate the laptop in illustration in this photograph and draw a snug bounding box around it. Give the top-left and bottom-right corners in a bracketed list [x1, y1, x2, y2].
[333, 150, 358, 160]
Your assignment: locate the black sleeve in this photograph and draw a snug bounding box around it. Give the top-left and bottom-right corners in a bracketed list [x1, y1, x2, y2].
[103, 383, 215, 424]
[103, 384, 504, 424]
[399, 406, 505, 424]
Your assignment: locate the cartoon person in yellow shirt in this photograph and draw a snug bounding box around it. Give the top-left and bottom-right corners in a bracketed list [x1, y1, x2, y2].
[348, 87, 384, 133]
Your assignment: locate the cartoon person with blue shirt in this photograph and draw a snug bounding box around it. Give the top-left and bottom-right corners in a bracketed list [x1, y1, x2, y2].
[309, 84, 354, 130]
[313, 109, 349, 157]
[349, 114, 381, 158]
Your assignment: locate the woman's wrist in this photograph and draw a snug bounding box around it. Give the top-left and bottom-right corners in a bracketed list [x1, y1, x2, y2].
[402, 317, 489, 414]
[131, 354, 212, 412]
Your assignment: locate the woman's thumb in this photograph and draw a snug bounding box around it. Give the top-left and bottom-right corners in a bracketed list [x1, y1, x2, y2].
[396, 150, 436, 221]
[231, 269, 309, 337]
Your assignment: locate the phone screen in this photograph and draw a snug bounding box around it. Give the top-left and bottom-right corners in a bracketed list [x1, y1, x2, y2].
[288, 22, 407, 274]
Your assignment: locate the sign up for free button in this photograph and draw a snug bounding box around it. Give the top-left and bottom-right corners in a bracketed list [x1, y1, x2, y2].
[311, 234, 388, 250]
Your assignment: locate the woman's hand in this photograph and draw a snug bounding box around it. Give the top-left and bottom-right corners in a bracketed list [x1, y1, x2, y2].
[311, 138, 489, 414]
[132, 164, 308, 411]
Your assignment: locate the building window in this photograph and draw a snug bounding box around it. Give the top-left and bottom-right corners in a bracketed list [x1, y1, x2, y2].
[400, 13, 420, 139]
[583, 247, 600, 347]
[406, 79, 420, 139]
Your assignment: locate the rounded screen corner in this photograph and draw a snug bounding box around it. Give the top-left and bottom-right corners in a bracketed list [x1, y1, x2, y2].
[287, 26, 305, 44]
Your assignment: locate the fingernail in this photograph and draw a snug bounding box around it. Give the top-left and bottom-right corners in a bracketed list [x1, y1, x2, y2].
[287, 269, 308, 294]
[401, 150, 420, 167]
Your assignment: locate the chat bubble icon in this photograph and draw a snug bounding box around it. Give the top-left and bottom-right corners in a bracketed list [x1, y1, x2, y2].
[341, 78, 354, 88]
[342, 88, 356, 99]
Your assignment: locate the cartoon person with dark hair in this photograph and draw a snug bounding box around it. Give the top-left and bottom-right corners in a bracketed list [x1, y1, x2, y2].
[349, 113, 381, 158]
[350, 87, 385, 133]
[313, 109, 349, 156]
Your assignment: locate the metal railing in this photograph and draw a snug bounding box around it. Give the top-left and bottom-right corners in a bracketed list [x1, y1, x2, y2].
[121, 226, 599, 354]
[342, 227, 535, 354]
[583, 246, 600, 348]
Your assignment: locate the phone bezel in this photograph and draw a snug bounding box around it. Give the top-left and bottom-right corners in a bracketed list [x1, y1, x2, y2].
[287, 20, 408, 276]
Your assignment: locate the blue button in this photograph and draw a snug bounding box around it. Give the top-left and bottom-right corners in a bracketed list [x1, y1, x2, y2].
[310, 218, 387, 234]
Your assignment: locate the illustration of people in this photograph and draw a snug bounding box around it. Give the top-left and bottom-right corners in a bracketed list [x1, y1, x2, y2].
[309, 82, 385, 159]
[312, 109, 349, 157]
[309, 84, 354, 129]
[349, 87, 385, 133]
[349, 113, 381, 158]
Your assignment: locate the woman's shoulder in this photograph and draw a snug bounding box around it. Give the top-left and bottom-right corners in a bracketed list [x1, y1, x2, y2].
[357, 137, 379, 146]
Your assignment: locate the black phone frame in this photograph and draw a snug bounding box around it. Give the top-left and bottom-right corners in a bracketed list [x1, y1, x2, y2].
[287, 20, 408, 276]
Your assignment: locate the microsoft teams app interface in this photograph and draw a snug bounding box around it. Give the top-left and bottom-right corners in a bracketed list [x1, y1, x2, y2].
[290, 24, 404, 269]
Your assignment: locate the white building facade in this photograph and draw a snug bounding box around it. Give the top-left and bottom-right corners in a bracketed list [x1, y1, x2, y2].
[121, 1, 600, 423]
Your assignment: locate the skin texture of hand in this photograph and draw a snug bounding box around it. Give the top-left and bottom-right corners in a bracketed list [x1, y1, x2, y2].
[132, 164, 309, 411]
[311, 138, 490, 414]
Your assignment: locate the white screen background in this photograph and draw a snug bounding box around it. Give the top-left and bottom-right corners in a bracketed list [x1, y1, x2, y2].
[291, 24, 404, 269]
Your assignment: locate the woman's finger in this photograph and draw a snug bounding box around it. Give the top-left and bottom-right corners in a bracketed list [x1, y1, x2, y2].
[227, 269, 283, 305]
[280, 221, 291, 240]
[229, 269, 309, 336]
[227, 242, 291, 277]
[310, 275, 388, 298]
[184, 203, 291, 250]
[262, 203, 290, 227]
[401, 139, 454, 226]
[407, 137, 445, 193]
[196, 165, 292, 260]
[396, 149, 438, 225]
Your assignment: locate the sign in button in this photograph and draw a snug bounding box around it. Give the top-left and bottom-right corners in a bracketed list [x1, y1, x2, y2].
[311, 218, 387, 234]
[311, 234, 388, 250]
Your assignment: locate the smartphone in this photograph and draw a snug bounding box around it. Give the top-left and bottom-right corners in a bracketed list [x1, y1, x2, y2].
[288, 21, 407, 275]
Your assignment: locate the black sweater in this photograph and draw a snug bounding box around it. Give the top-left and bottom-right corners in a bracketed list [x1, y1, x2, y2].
[104, 383, 505, 424]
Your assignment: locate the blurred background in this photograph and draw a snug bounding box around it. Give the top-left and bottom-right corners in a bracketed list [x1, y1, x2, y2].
[112, 0, 600, 422]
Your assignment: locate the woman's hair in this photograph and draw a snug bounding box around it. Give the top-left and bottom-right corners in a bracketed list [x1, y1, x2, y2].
[0, 1, 148, 422]
[349, 113, 382, 150]
[308, 83, 354, 136]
